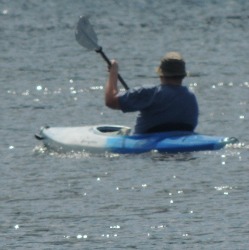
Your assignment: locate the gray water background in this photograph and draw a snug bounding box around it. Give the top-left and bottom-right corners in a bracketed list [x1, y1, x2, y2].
[1, 0, 249, 249]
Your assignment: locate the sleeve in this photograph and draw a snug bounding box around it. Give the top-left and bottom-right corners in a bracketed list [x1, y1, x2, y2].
[118, 87, 155, 113]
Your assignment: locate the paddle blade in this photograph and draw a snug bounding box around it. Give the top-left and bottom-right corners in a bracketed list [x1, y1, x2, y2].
[75, 16, 100, 51]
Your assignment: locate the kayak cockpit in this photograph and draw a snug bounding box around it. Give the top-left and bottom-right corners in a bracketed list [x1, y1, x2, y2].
[94, 125, 131, 136]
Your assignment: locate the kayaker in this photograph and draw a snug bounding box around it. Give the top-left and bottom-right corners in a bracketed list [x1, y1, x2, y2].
[105, 51, 199, 134]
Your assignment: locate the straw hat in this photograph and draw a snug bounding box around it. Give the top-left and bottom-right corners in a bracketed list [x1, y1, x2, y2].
[156, 52, 186, 77]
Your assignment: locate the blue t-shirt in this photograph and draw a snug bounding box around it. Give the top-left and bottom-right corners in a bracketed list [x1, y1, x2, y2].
[118, 84, 198, 134]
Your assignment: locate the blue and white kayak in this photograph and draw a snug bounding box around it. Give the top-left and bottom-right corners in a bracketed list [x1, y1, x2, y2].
[35, 125, 238, 154]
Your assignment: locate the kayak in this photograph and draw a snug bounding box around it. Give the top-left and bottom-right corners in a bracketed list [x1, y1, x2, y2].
[35, 125, 238, 154]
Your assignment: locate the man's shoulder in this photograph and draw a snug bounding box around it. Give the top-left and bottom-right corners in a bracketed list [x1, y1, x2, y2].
[128, 84, 158, 94]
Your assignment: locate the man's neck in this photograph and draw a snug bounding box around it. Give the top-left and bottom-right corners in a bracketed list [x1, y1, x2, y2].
[160, 76, 183, 86]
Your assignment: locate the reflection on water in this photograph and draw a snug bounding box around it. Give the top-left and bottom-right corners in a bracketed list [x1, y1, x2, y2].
[151, 151, 197, 162]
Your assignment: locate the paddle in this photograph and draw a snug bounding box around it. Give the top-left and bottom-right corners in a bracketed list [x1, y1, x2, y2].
[75, 16, 129, 90]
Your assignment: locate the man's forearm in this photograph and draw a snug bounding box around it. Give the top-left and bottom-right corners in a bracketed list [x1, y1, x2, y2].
[105, 60, 120, 109]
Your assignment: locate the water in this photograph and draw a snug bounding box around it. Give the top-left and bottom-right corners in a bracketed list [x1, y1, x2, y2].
[1, 0, 248, 249]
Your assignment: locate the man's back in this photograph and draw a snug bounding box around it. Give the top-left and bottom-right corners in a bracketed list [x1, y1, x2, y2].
[118, 84, 198, 134]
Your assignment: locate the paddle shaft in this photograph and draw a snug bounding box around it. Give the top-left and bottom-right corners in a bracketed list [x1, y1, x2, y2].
[96, 48, 129, 90]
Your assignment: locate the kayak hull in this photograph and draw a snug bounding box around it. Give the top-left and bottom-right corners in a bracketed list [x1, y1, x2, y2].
[35, 125, 237, 154]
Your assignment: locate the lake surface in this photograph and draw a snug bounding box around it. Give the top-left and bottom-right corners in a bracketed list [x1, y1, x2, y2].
[1, 0, 248, 249]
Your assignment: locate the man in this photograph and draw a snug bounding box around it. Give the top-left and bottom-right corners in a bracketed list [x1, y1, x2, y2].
[105, 52, 198, 134]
